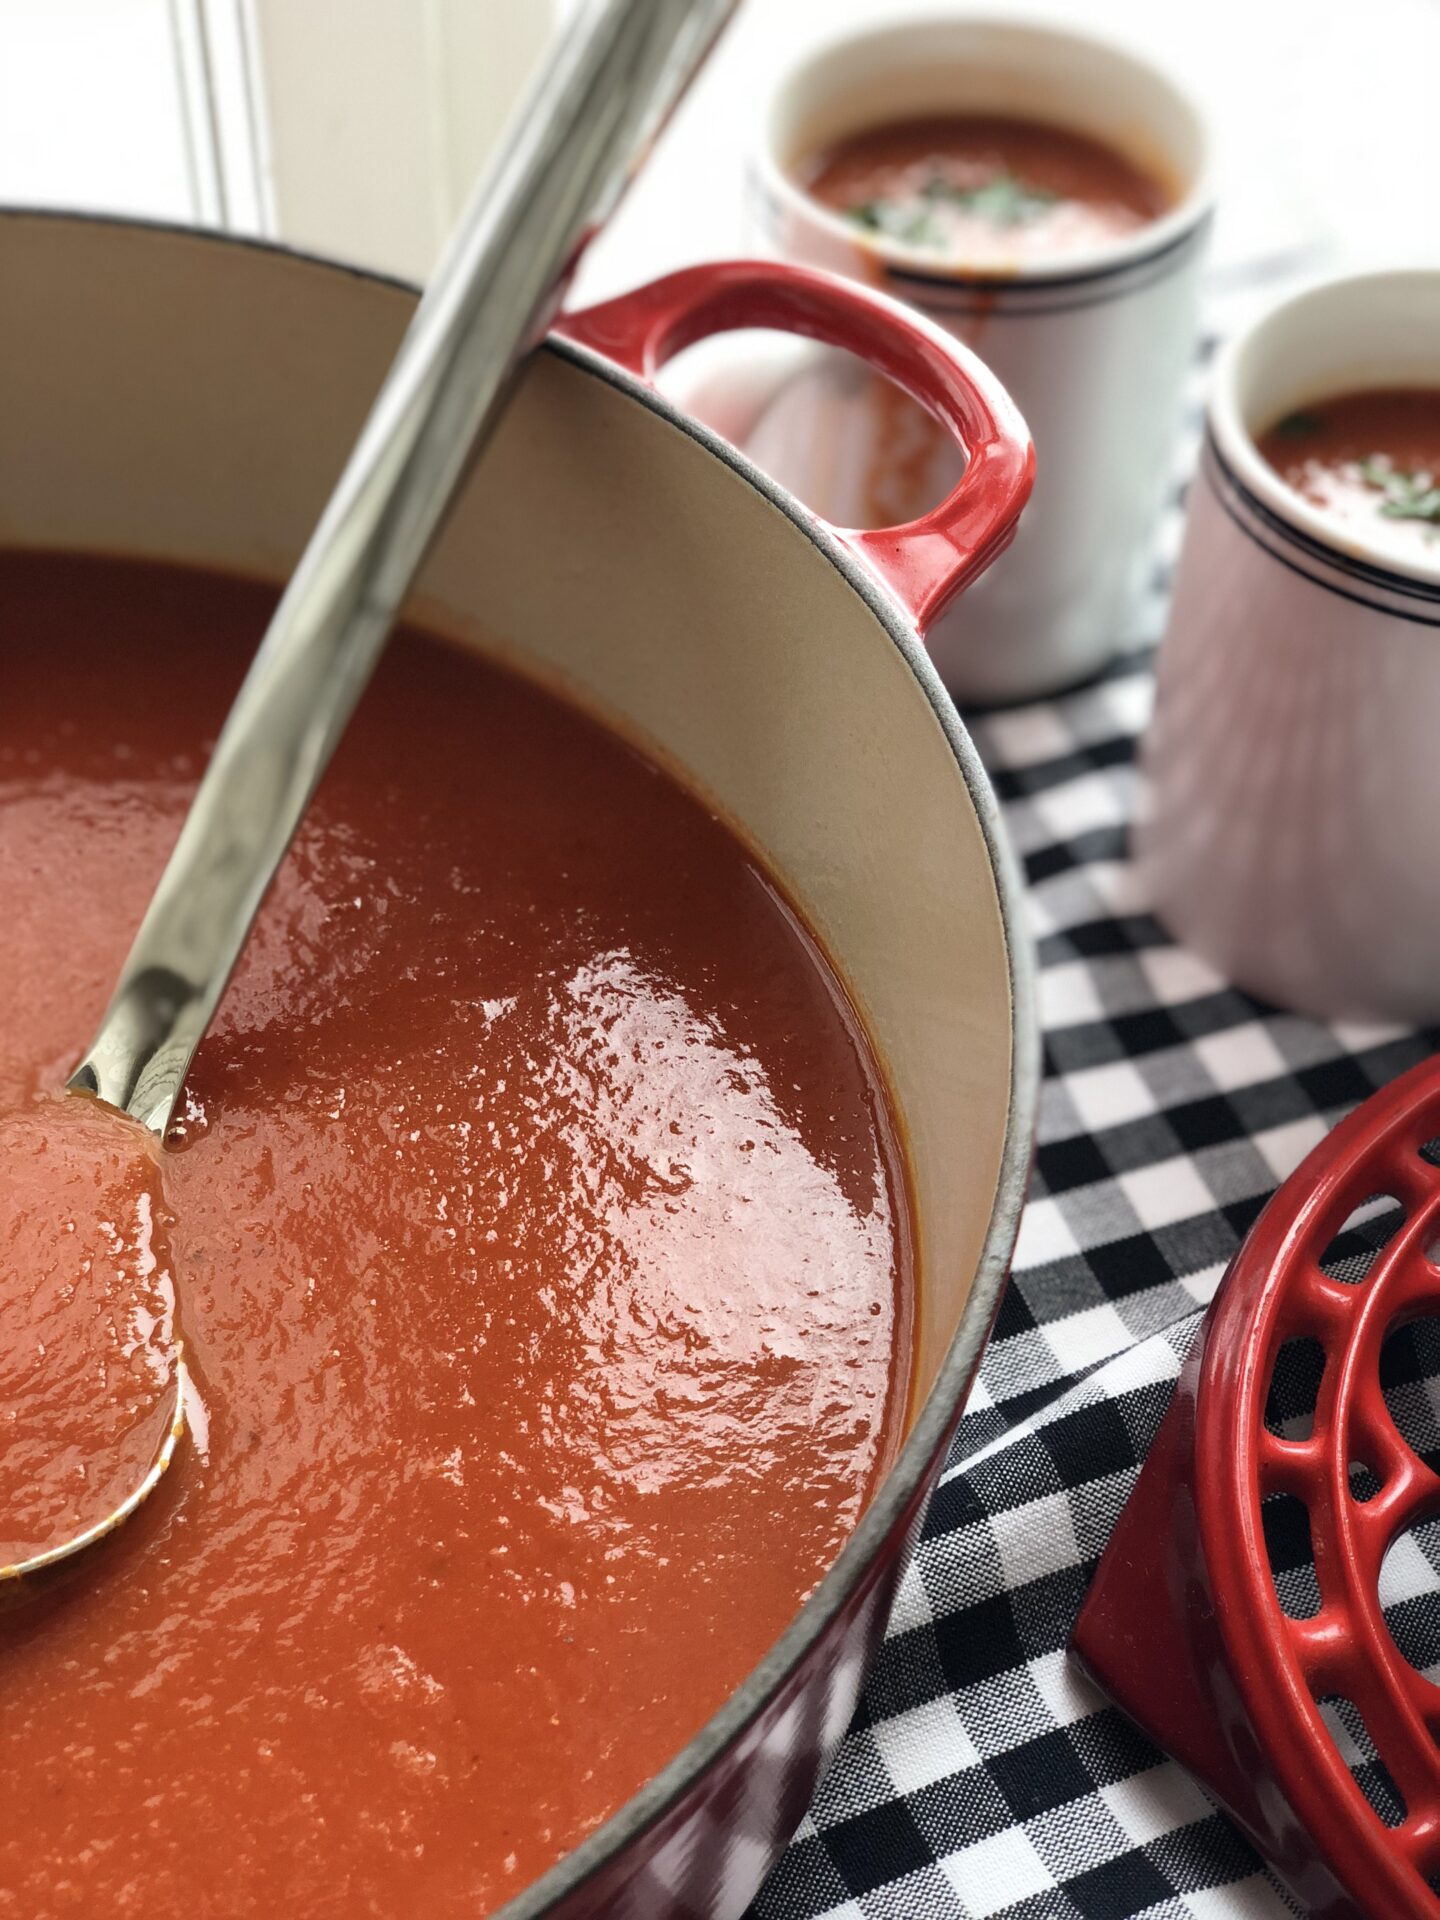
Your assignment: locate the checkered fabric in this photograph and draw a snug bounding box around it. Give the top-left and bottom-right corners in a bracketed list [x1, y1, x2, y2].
[747, 323, 1440, 1918]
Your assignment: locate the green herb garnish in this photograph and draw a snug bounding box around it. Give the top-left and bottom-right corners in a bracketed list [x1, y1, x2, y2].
[924, 168, 1059, 227]
[1358, 456, 1440, 524]
[1273, 410, 1323, 439]
[844, 167, 1058, 247]
[843, 198, 944, 247]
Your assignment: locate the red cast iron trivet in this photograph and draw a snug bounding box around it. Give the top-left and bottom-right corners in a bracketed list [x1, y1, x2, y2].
[1072, 1056, 1440, 1919]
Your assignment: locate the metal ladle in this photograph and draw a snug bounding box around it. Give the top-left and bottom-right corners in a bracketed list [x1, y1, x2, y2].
[3, 0, 735, 1580]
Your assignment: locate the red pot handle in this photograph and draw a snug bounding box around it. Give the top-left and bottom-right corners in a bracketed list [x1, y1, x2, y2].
[554, 260, 1034, 637]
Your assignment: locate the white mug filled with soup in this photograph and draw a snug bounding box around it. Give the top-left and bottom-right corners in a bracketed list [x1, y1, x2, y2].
[1139, 270, 1440, 1023]
[744, 17, 1212, 704]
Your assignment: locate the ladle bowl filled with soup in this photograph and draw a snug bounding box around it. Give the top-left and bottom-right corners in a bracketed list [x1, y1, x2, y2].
[0, 217, 1035, 1919]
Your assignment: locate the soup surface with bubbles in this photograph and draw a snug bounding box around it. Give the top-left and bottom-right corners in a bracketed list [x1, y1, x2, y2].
[0, 550, 913, 1918]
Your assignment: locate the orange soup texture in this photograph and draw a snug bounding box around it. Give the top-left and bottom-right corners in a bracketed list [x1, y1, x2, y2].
[801, 111, 1171, 265]
[0, 1095, 181, 1565]
[0, 551, 913, 1917]
[1257, 388, 1440, 567]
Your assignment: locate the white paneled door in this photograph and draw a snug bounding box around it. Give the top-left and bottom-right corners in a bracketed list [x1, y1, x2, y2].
[0, 0, 556, 280]
[242, 0, 556, 280]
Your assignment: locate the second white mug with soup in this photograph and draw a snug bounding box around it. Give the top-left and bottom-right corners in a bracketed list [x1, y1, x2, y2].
[1139, 269, 1440, 1025]
[744, 17, 1213, 704]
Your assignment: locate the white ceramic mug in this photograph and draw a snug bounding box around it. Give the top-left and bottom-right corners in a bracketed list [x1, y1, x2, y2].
[1139, 269, 1440, 1025]
[740, 16, 1213, 705]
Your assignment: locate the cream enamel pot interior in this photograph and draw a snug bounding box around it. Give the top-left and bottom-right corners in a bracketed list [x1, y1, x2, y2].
[0, 213, 1037, 1920]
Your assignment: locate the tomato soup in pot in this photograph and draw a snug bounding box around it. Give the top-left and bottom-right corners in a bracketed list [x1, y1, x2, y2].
[0, 550, 914, 1917]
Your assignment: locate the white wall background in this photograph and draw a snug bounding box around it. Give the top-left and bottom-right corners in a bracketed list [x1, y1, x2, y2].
[1, 0, 1436, 292]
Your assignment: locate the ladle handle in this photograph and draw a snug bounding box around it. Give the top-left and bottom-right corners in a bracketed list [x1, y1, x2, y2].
[556, 260, 1035, 635]
[70, 0, 736, 1138]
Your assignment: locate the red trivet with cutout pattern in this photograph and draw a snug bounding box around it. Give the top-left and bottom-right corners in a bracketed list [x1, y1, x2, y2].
[1072, 1055, 1440, 1919]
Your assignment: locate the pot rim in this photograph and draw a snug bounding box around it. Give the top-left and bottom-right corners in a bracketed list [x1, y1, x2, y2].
[508, 330, 1039, 1920]
[0, 206, 1039, 1919]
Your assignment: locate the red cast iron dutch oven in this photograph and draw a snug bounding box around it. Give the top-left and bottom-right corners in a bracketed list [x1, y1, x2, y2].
[0, 212, 1037, 1919]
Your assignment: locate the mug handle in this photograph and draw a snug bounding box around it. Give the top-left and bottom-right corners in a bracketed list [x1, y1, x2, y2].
[554, 260, 1034, 637]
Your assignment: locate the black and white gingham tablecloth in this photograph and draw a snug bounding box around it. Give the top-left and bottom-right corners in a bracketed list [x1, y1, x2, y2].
[747, 306, 1440, 1920]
